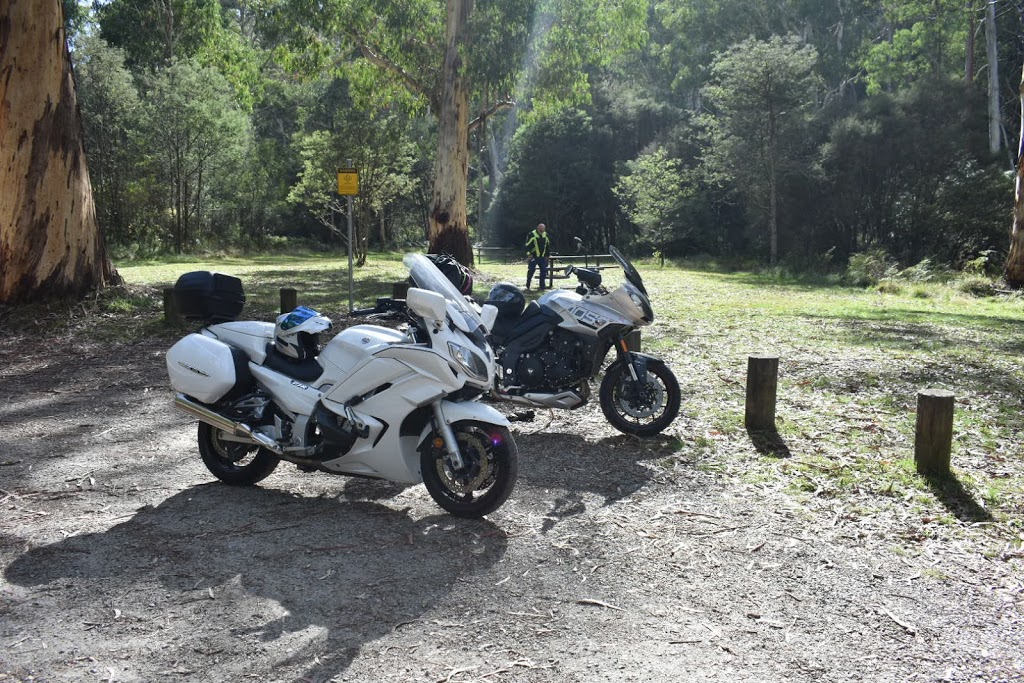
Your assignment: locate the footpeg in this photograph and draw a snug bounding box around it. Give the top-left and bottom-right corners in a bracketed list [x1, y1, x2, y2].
[342, 405, 370, 438]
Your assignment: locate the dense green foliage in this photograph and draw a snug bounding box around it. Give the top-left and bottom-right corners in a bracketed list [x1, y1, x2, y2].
[69, 0, 1024, 272]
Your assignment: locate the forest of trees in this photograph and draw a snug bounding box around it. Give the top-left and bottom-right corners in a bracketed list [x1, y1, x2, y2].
[55, 0, 1024, 275]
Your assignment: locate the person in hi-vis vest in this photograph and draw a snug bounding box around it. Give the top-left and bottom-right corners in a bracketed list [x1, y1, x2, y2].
[525, 223, 551, 290]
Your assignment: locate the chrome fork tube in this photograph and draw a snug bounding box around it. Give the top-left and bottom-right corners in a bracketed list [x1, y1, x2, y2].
[431, 401, 465, 470]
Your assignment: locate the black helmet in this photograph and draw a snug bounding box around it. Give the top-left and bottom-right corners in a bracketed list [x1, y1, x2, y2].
[485, 283, 526, 318]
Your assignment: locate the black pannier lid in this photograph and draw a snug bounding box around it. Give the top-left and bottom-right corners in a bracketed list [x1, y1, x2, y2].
[173, 271, 245, 323]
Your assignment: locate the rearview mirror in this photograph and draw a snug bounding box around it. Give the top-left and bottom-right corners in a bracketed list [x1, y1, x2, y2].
[479, 304, 498, 332]
[406, 287, 448, 321]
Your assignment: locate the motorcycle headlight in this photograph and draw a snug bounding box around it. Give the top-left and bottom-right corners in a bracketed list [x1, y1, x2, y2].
[448, 342, 489, 381]
[627, 287, 654, 324]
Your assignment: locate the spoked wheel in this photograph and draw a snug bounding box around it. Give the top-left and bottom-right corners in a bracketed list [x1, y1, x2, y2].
[421, 421, 518, 518]
[197, 422, 279, 485]
[599, 359, 681, 437]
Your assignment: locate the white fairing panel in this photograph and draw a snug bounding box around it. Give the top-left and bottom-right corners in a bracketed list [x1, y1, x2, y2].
[541, 288, 634, 333]
[205, 321, 275, 364]
[166, 334, 237, 403]
[320, 325, 406, 374]
[249, 364, 321, 417]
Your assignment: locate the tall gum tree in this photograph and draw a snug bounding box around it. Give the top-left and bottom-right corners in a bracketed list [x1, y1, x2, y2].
[271, 0, 646, 265]
[1006, 63, 1024, 287]
[1, 0, 119, 304]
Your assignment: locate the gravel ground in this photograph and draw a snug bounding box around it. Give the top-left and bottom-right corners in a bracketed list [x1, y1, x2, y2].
[1, 331, 1022, 683]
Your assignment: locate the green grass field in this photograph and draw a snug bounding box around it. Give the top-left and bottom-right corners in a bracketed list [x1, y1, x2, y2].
[50, 252, 1024, 550]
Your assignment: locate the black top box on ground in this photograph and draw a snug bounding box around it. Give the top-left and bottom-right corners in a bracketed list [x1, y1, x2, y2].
[173, 271, 245, 323]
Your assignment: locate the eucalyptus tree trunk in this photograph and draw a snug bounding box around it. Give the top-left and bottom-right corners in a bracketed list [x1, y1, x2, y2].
[427, 0, 474, 266]
[1005, 64, 1024, 288]
[965, 0, 976, 84]
[985, 0, 1001, 154]
[767, 104, 779, 266]
[0, 0, 119, 304]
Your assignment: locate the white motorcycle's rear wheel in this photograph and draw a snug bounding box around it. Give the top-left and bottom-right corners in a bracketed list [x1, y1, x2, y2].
[197, 422, 279, 485]
[421, 421, 518, 518]
[599, 359, 681, 437]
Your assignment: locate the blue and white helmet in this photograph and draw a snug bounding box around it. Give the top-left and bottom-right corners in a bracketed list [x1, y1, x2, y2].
[274, 306, 333, 360]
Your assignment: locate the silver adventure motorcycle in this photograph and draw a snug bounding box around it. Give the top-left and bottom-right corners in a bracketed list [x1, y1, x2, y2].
[483, 245, 680, 437]
[356, 246, 680, 437]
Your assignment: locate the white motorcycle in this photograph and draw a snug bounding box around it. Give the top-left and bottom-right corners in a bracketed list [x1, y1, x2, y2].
[165, 254, 518, 518]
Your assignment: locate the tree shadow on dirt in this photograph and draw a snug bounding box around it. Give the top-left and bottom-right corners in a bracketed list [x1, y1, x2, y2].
[511, 430, 690, 532]
[747, 428, 792, 458]
[4, 483, 506, 681]
[923, 472, 993, 523]
[782, 350, 1024, 413]
[800, 313, 1024, 356]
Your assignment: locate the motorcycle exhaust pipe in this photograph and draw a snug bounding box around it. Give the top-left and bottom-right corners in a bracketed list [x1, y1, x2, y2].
[492, 390, 584, 410]
[173, 393, 284, 455]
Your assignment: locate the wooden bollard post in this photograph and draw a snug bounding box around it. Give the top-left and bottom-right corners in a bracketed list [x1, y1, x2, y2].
[745, 354, 779, 431]
[162, 288, 180, 324]
[280, 287, 297, 314]
[392, 281, 410, 300]
[624, 330, 642, 352]
[915, 389, 954, 476]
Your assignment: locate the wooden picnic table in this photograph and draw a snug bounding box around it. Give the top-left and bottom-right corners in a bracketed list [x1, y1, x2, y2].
[544, 254, 615, 289]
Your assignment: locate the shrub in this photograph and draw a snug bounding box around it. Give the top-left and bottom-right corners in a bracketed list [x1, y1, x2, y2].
[963, 250, 996, 276]
[899, 258, 950, 283]
[847, 249, 898, 286]
[955, 274, 997, 297]
[877, 279, 903, 294]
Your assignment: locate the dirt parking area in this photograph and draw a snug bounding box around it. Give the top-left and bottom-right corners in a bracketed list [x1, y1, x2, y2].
[1, 331, 1022, 682]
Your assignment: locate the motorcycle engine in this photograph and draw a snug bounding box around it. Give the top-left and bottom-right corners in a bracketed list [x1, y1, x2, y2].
[502, 330, 587, 391]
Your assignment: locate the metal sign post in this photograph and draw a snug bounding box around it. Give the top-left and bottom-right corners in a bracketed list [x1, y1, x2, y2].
[347, 194, 353, 314]
[337, 166, 359, 313]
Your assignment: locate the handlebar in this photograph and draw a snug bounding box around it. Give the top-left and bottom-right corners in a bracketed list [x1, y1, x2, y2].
[348, 297, 408, 318]
[565, 265, 603, 290]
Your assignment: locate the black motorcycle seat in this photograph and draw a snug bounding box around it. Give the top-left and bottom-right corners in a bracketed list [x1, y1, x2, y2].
[520, 300, 543, 320]
[263, 343, 324, 383]
[491, 303, 561, 347]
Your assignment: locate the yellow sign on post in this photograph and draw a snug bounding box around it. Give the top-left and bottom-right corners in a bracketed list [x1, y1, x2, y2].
[337, 168, 359, 196]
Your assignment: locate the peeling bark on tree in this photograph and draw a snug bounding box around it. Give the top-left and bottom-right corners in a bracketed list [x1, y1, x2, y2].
[427, 0, 474, 267]
[0, 0, 119, 305]
[1005, 64, 1024, 288]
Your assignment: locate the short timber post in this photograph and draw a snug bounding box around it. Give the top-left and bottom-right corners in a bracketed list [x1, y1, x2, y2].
[163, 288, 180, 324]
[392, 281, 410, 300]
[280, 288, 297, 314]
[914, 389, 954, 476]
[745, 354, 779, 431]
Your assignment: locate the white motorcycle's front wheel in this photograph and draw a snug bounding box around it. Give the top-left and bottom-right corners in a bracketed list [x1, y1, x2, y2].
[421, 421, 518, 518]
[197, 422, 279, 485]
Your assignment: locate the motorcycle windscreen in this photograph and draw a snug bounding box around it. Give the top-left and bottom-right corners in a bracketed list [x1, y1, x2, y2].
[609, 245, 648, 296]
[404, 253, 484, 334]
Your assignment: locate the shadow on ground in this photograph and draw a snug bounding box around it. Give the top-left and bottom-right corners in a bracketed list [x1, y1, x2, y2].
[512, 429, 690, 532]
[747, 428, 792, 458]
[5, 484, 506, 681]
[923, 472, 993, 523]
